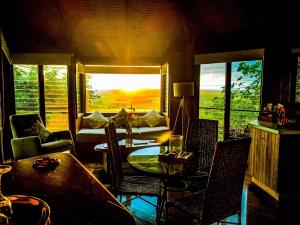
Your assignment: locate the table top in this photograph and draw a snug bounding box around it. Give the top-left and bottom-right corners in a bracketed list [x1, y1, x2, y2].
[3, 152, 136, 225]
[127, 146, 188, 177]
[94, 139, 161, 152]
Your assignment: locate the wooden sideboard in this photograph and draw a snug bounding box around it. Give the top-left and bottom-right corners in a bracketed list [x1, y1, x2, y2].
[248, 120, 300, 200]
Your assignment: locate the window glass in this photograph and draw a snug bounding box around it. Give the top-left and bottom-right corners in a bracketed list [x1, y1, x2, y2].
[76, 72, 83, 114]
[86, 74, 160, 112]
[13, 65, 39, 114]
[199, 63, 226, 140]
[199, 60, 262, 139]
[230, 60, 262, 135]
[44, 65, 69, 131]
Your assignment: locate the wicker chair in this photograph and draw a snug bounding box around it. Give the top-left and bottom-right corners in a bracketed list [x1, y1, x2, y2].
[104, 122, 162, 222]
[165, 136, 251, 225]
[183, 118, 218, 192]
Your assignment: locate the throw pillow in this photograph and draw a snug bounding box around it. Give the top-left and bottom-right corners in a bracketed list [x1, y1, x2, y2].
[82, 111, 109, 129]
[23, 120, 52, 143]
[143, 110, 165, 127]
[110, 108, 128, 128]
[130, 115, 149, 127]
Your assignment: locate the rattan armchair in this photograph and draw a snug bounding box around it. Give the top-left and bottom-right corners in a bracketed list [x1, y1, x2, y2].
[104, 122, 162, 222]
[165, 136, 251, 225]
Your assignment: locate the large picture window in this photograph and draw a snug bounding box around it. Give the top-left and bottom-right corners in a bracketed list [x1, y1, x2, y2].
[200, 60, 262, 140]
[86, 73, 161, 112]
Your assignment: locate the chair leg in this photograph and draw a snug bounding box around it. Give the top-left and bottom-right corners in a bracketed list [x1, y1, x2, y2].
[238, 212, 241, 225]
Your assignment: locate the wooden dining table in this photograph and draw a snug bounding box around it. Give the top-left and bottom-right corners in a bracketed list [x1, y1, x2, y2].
[2, 152, 137, 225]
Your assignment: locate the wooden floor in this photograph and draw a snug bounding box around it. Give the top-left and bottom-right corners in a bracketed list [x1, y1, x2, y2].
[85, 162, 278, 225]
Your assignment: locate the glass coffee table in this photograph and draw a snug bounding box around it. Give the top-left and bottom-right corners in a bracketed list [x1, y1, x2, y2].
[94, 139, 162, 175]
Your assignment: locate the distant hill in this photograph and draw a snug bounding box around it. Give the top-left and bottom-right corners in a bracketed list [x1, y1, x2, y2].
[88, 88, 160, 112]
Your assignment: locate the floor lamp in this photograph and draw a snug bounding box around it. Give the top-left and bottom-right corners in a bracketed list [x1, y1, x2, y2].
[172, 82, 194, 137]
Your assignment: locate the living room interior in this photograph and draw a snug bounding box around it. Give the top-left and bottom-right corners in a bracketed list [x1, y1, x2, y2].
[1, 0, 300, 225]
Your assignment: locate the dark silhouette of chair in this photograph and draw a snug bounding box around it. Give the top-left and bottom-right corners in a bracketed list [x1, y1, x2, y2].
[10, 113, 76, 160]
[104, 122, 162, 222]
[162, 118, 218, 203]
[165, 136, 251, 225]
[183, 118, 218, 192]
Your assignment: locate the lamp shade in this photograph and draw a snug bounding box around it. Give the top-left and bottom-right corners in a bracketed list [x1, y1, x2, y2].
[173, 82, 194, 97]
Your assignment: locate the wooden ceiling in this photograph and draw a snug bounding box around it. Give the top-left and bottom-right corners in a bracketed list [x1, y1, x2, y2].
[1, 0, 300, 65]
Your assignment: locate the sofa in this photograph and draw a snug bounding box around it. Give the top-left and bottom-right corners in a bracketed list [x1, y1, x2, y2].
[75, 109, 170, 160]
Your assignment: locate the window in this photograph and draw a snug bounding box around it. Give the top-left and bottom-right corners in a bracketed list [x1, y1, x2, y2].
[44, 65, 69, 131]
[86, 74, 161, 112]
[13, 64, 69, 131]
[200, 60, 262, 140]
[200, 63, 225, 139]
[76, 72, 84, 114]
[13, 65, 39, 114]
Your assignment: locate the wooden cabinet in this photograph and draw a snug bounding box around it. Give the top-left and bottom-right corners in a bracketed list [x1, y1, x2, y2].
[249, 127, 280, 199]
[248, 120, 300, 200]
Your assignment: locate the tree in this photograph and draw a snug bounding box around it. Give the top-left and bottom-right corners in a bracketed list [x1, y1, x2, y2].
[230, 61, 262, 110]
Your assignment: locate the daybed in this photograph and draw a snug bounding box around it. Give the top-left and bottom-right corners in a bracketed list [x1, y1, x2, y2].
[75, 109, 170, 160]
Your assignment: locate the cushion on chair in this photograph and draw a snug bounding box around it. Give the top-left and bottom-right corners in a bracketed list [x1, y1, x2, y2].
[119, 176, 161, 196]
[23, 120, 52, 143]
[41, 139, 73, 152]
[81, 110, 109, 129]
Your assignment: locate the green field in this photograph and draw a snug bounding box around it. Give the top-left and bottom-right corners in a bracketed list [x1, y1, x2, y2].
[200, 89, 259, 140]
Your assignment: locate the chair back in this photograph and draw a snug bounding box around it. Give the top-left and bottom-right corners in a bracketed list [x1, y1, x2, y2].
[185, 118, 218, 171]
[104, 122, 124, 194]
[10, 113, 44, 138]
[202, 136, 251, 225]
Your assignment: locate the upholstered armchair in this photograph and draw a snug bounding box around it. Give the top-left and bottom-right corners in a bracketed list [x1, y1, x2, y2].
[10, 113, 76, 160]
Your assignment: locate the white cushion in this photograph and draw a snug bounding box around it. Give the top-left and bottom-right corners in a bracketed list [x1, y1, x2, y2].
[143, 110, 165, 127]
[81, 111, 109, 129]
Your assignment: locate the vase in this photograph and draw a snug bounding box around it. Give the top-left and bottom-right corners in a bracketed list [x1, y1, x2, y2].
[126, 125, 133, 147]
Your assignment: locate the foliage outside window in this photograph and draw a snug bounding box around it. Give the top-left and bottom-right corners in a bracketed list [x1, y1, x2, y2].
[86, 74, 160, 113]
[200, 60, 262, 140]
[13, 65, 39, 114]
[76, 72, 83, 114]
[44, 65, 69, 131]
